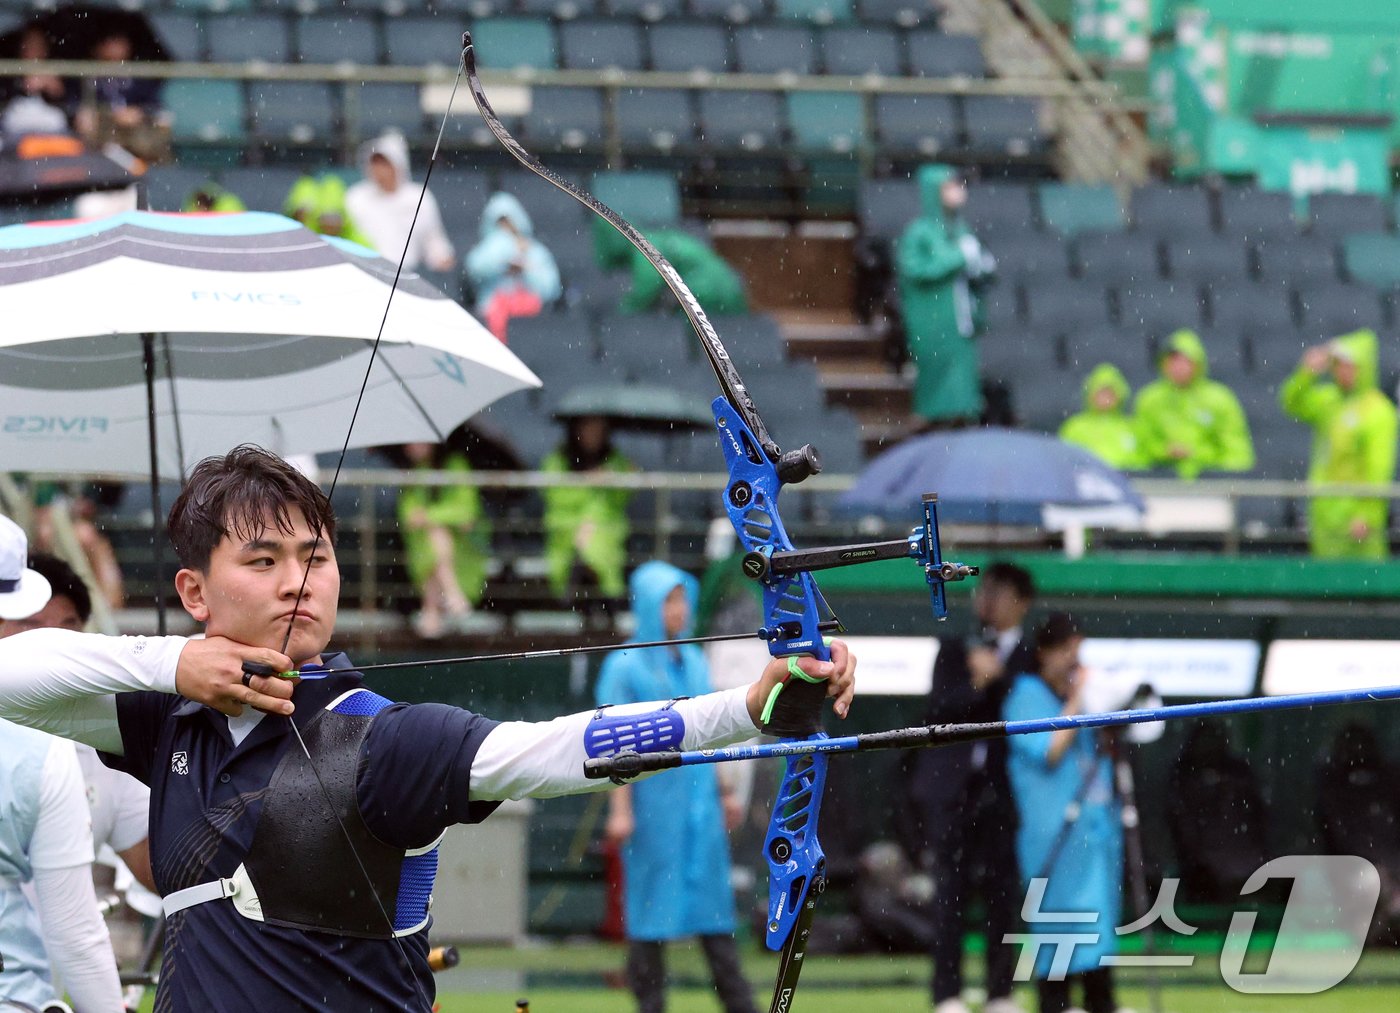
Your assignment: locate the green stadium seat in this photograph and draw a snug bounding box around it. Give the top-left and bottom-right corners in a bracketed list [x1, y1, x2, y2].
[471, 17, 558, 71]
[787, 91, 864, 154]
[590, 170, 681, 227]
[648, 22, 731, 73]
[296, 15, 381, 65]
[733, 23, 816, 74]
[207, 13, 292, 63]
[776, 0, 852, 23]
[1039, 182, 1124, 238]
[165, 80, 247, 144]
[1342, 233, 1400, 290]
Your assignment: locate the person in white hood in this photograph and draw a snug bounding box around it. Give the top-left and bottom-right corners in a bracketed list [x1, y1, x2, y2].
[344, 132, 455, 272]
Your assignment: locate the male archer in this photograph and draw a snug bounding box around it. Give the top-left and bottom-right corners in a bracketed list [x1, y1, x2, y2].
[0, 445, 857, 1012]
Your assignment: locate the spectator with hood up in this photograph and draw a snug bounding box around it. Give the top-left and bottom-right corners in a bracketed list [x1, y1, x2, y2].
[345, 132, 454, 272]
[466, 192, 561, 341]
[1059, 363, 1146, 470]
[285, 174, 370, 247]
[1281, 329, 1398, 559]
[895, 164, 997, 429]
[1133, 329, 1254, 479]
[593, 219, 747, 316]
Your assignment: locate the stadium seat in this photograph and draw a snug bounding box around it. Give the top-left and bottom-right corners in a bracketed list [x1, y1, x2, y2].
[605, 0, 686, 19]
[431, 169, 495, 239]
[508, 311, 600, 368]
[992, 232, 1069, 284]
[1023, 278, 1111, 332]
[218, 166, 308, 213]
[497, 169, 593, 235]
[170, 0, 252, 14]
[964, 180, 1037, 235]
[1116, 281, 1205, 339]
[711, 314, 786, 367]
[855, 0, 935, 27]
[1074, 232, 1162, 286]
[596, 314, 696, 380]
[1294, 283, 1387, 339]
[687, 0, 768, 23]
[981, 281, 1022, 328]
[1129, 184, 1214, 238]
[142, 165, 212, 212]
[590, 170, 681, 226]
[470, 18, 558, 71]
[165, 80, 247, 144]
[1208, 283, 1296, 349]
[1342, 233, 1400, 290]
[1039, 182, 1124, 237]
[648, 22, 732, 72]
[296, 15, 380, 64]
[523, 87, 605, 153]
[962, 96, 1048, 158]
[433, 0, 514, 13]
[614, 89, 697, 153]
[903, 30, 986, 78]
[696, 89, 784, 152]
[733, 23, 817, 74]
[821, 24, 901, 76]
[1062, 325, 1153, 383]
[382, 16, 467, 68]
[1306, 192, 1391, 239]
[205, 14, 291, 63]
[349, 82, 426, 142]
[558, 19, 645, 70]
[248, 81, 338, 144]
[1163, 236, 1250, 285]
[1216, 186, 1299, 244]
[776, 0, 853, 24]
[151, 13, 205, 61]
[787, 91, 865, 154]
[1253, 236, 1341, 286]
[872, 94, 960, 159]
[544, 228, 603, 285]
[856, 176, 919, 241]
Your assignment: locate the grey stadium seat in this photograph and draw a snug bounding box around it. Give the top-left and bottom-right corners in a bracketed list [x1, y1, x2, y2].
[1074, 232, 1162, 287]
[558, 19, 645, 70]
[733, 23, 817, 74]
[649, 22, 732, 72]
[873, 93, 960, 160]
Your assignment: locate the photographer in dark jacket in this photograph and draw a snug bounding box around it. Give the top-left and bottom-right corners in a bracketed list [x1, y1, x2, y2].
[909, 562, 1035, 1013]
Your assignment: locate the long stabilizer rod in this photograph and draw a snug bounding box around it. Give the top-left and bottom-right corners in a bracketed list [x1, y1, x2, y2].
[584, 682, 1400, 780]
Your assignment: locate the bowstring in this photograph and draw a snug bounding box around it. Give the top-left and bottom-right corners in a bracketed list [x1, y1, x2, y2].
[268, 54, 468, 1013]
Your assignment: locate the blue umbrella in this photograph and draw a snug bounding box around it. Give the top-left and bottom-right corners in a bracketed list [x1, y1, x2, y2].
[838, 427, 1144, 525]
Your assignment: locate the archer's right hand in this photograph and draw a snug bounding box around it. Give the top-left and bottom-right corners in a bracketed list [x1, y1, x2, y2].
[175, 637, 296, 718]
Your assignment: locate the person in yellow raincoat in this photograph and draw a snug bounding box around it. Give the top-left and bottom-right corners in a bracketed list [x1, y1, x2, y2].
[1280, 330, 1398, 560]
[284, 174, 371, 247]
[542, 415, 634, 604]
[1133, 329, 1254, 478]
[396, 442, 489, 638]
[1059, 362, 1147, 470]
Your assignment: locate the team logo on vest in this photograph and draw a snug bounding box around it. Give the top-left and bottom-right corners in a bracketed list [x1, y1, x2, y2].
[171, 751, 190, 776]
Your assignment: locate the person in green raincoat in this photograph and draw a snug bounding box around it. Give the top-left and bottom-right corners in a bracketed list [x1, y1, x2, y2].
[284, 174, 371, 247]
[1133, 329, 1254, 479]
[1280, 330, 1398, 560]
[183, 181, 245, 213]
[541, 415, 634, 604]
[1059, 363, 1147, 470]
[395, 442, 490, 638]
[593, 219, 748, 316]
[895, 164, 997, 427]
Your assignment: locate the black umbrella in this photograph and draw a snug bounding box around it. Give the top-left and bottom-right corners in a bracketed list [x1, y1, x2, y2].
[0, 4, 169, 62]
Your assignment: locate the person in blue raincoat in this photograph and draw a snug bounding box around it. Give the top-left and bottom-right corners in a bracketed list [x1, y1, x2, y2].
[1004, 613, 1123, 1013]
[596, 560, 758, 1013]
[465, 191, 562, 340]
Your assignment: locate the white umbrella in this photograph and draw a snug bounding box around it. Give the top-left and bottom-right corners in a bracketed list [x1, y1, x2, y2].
[0, 210, 541, 479]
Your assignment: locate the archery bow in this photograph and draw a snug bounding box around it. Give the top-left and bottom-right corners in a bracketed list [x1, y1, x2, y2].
[458, 33, 977, 1012]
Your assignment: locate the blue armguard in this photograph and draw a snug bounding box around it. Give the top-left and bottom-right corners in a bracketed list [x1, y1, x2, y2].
[585, 701, 687, 759]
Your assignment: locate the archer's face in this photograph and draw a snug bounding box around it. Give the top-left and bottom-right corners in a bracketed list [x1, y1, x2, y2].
[175, 506, 340, 666]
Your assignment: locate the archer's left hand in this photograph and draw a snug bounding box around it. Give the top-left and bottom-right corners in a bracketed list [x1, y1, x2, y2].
[746, 639, 856, 728]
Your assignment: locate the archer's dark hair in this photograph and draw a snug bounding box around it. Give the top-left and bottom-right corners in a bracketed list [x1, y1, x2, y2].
[26, 553, 92, 624]
[168, 445, 336, 571]
[1034, 611, 1080, 654]
[982, 561, 1035, 601]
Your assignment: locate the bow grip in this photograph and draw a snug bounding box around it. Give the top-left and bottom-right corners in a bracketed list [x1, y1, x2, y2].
[761, 653, 831, 739]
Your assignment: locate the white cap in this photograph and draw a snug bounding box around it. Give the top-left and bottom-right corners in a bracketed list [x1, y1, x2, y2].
[0, 515, 52, 621]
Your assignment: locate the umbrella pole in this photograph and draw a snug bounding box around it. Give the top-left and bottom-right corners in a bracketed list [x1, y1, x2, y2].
[141, 333, 166, 635]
